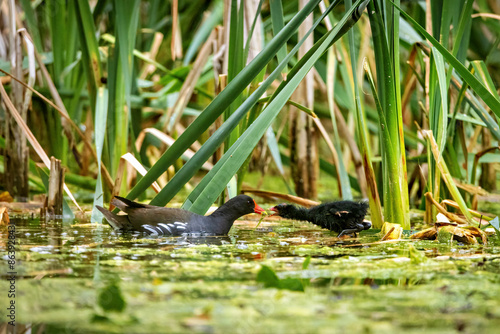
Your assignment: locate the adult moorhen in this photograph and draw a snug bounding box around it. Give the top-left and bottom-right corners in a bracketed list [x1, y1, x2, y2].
[270, 201, 370, 237]
[96, 195, 265, 236]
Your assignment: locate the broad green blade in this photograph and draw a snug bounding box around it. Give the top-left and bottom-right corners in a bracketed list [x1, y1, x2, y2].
[186, 0, 368, 214]
[363, 60, 389, 228]
[270, 0, 288, 69]
[74, 0, 103, 109]
[150, 0, 341, 206]
[47, 0, 67, 86]
[471, 61, 500, 103]
[326, 49, 352, 200]
[429, 46, 448, 155]
[367, 0, 409, 228]
[107, 0, 140, 175]
[91, 88, 109, 223]
[225, 0, 246, 149]
[450, 77, 500, 140]
[114, 0, 140, 109]
[127, 0, 323, 201]
[393, 1, 500, 119]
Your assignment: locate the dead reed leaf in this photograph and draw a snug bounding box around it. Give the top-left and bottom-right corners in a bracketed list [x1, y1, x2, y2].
[136, 128, 213, 171]
[410, 227, 438, 240]
[0, 81, 82, 211]
[0, 207, 10, 225]
[441, 198, 495, 223]
[438, 225, 478, 244]
[425, 192, 469, 224]
[462, 226, 488, 244]
[411, 225, 483, 245]
[170, 0, 183, 61]
[112, 153, 162, 202]
[241, 189, 320, 208]
[166, 29, 215, 133]
[0, 191, 14, 202]
[0, 69, 114, 190]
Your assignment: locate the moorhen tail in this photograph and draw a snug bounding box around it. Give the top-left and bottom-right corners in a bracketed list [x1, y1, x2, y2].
[270, 201, 370, 237]
[96, 195, 265, 236]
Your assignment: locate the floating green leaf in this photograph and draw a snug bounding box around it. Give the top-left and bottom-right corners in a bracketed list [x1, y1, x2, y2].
[98, 282, 126, 313]
[256, 265, 305, 292]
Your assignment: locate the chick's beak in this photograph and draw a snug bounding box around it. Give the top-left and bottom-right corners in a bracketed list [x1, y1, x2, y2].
[253, 200, 266, 214]
[269, 206, 278, 216]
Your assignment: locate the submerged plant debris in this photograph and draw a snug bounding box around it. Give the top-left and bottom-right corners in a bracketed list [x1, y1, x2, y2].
[1, 215, 500, 333]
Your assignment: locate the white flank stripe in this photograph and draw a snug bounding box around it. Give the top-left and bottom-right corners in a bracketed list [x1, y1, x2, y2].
[143, 225, 159, 235]
[158, 223, 172, 234]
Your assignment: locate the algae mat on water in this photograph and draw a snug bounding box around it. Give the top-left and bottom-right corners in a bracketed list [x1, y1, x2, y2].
[1, 218, 500, 333]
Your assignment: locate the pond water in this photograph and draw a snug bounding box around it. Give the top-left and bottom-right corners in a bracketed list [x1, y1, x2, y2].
[1, 215, 500, 333]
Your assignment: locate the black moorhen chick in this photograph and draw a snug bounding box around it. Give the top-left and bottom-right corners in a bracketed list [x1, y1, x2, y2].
[270, 201, 370, 237]
[97, 195, 265, 236]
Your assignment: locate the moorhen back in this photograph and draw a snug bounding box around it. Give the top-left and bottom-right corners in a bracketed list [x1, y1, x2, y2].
[97, 195, 265, 236]
[270, 200, 370, 237]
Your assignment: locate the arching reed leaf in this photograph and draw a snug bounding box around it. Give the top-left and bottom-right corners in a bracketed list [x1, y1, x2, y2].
[186, 0, 368, 214]
[127, 0, 323, 202]
[393, 1, 500, 118]
[151, 0, 341, 207]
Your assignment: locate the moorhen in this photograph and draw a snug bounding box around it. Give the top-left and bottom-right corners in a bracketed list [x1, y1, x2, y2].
[96, 195, 265, 236]
[270, 201, 370, 237]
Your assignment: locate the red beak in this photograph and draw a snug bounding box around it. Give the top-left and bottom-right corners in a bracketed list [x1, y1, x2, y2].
[253, 200, 266, 214]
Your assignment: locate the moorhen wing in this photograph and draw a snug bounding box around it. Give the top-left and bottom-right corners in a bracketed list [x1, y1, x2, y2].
[270, 201, 370, 237]
[97, 195, 265, 236]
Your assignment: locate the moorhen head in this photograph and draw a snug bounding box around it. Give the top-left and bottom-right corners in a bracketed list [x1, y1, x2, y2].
[97, 195, 265, 237]
[270, 200, 370, 237]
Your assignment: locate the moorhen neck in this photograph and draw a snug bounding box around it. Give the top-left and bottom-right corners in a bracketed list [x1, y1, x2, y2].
[97, 195, 265, 236]
[270, 200, 370, 237]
